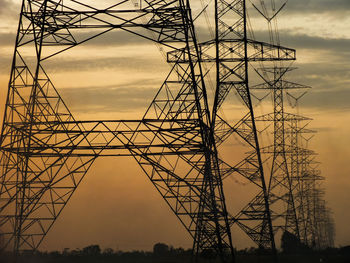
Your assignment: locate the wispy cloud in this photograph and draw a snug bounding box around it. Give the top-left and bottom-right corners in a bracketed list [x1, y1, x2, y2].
[0, 29, 152, 47]
[44, 55, 164, 73]
[0, 0, 18, 18]
[0, 52, 165, 74]
[59, 82, 159, 113]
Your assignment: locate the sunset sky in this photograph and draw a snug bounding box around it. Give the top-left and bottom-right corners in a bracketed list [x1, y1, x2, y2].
[0, 0, 349, 252]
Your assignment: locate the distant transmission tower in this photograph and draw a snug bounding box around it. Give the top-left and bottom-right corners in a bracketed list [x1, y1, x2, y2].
[251, 66, 335, 249]
[244, 0, 335, 250]
[0, 0, 333, 262]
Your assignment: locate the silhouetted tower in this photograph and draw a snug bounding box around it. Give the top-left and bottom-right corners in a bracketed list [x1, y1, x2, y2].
[285, 80, 335, 249]
[251, 68, 306, 240]
[0, 1, 233, 261]
[209, 0, 294, 251]
[252, 66, 335, 249]
[0, 0, 329, 262]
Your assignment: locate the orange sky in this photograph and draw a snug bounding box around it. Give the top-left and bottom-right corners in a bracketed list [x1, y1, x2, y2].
[0, 0, 349, 252]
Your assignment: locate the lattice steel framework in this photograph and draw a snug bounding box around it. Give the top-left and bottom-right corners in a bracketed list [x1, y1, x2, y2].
[287, 88, 335, 249]
[251, 66, 335, 249]
[0, 0, 305, 262]
[252, 67, 306, 239]
[169, 0, 295, 251]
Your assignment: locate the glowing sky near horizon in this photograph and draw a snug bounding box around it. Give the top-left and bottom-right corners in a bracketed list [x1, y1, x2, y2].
[0, 0, 349, 252]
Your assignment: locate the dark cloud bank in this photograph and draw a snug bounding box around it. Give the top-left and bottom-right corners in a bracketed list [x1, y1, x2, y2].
[0, 7, 349, 114]
[285, 0, 350, 15]
[248, 0, 350, 17]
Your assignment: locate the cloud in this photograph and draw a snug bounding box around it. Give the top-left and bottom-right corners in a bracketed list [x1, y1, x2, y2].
[300, 88, 350, 112]
[280, 33, 350, 53]
[0, 0, 13, 12]
[248, 0, 350, 18]
[247, 31, 350, 112]
[0, 32, 16, 47]
[1, 27, 349, 114]
[1, 28, 349, 58]
[44, 55, 164, 73]
[291, 62, 350, 89]
[1, 30, 348, 73]
[250, 59, 350, 112]
[0, 29, 153, 47]
[75, 30, 150, 47]
[251, 30, 350, 54]
[284, 0, 350, 15]
[59, 82, 160, 113]
[0, 53, 12, 74]
[0, 0, 18, 17]
[0, 52, 166, 75]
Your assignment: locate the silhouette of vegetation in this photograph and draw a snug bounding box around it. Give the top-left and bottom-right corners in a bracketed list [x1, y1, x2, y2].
[1, 242, 350, 263]
[281, 231, 310, 254]
[153, 242, 169, 256]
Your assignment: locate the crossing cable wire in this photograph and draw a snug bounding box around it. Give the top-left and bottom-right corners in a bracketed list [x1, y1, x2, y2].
[248, 0, 293, 73]
[129, 0, 218, 98]
[245, 0, 289, 150]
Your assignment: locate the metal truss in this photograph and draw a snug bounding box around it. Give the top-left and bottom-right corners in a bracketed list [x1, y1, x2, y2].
[252, 67, 304, 239]
[167, 0, 295, 252]
[206, 0, 294, 252]
[289, 115, 335, 249]
[251, 66, 335, 249]
[1, 0, 333, 262]
[0, 1, 234, 261]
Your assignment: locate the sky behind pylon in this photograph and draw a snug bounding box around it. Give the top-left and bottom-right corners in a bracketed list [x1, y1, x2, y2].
[0, 0, 349, 252]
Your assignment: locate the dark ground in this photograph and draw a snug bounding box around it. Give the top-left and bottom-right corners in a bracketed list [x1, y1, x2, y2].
[1, 251, 350, 263]
[1, 245, 350, 263]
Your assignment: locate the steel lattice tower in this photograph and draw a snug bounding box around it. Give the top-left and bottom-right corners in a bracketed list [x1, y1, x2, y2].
[0, 1, 234, 260]
[252, 66, 335, 249]
[244, 0, 335, 250]
[252, 67, 307, 239]
[0, 0, 334, 262]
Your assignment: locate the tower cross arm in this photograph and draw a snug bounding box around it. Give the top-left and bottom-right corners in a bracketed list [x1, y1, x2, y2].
[0, 119, 204, 157]
[167, 39, 295, 63]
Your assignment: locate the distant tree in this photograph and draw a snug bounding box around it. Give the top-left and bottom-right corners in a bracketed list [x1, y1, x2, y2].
[49, 251, 61, 257]
[172, 247, 185, 256]
[200, 248, 215, 259]
[103, 247, 114, 255]
[281, 231, 299, 253]
[281, 231, 309, 254]
[247, 247, 259, 255]
[237, 248, 248, 255]
[70, 249, 82, 256]
[82, 245, 101, 256]
[62, 248, 70, 255]
[153, 243, 169, 256]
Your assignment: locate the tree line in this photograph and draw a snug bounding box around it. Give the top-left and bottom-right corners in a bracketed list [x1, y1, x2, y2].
[1, 240, 350, 263]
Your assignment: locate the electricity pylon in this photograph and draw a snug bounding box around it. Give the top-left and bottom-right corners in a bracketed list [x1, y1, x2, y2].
[0, 0, 299, 262]
[251, 66, 335, 249]
[174, 0, 295, 251]
[252, 67, 308, 239]
[287, 91, 335, 249]
[0, 1, 235, 260]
